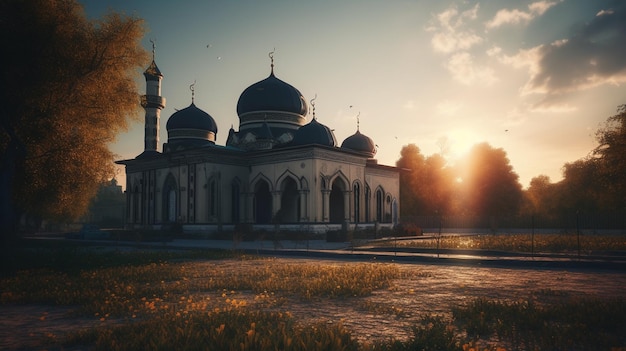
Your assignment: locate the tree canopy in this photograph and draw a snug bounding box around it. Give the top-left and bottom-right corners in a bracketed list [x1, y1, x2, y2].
[0, 0, 147, 236]
[459, 143, 523, 218]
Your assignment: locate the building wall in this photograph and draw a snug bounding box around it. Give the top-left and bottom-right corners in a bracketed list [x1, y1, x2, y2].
[121, 146, 399, 232]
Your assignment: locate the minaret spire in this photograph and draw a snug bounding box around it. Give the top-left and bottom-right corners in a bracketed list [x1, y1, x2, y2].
[190, 81, 196, 103]
[269, 48, 275, 75]
[310, 94, 317, 120]
[140, 39, 166, 154]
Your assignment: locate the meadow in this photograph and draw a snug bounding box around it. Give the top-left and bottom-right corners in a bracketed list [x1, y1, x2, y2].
[1, 239, 625, 350]
[372, 232, 626, 255]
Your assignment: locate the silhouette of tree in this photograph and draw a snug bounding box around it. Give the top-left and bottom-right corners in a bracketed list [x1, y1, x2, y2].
[396, 144, 456, 217]
[593, 104, 626, 209]
[0, 0, 147, 238]
[459, 143, 523, 218]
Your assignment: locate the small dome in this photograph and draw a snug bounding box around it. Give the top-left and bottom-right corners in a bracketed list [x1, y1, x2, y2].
[237, 72, 308, 116]
[292, 118, 336, 147]
[341, 130, 376, 157]
[166, 102, 218, 145]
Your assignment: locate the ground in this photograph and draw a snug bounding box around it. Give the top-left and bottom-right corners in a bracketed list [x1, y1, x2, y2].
[2, 257, 625, 350]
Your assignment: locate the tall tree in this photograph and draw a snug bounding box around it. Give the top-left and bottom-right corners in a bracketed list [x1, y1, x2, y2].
[459, 143, 523, 218]
[593, 104, 626, 209]
[0, 0, 147, 238]
[396, 144, 456, 217]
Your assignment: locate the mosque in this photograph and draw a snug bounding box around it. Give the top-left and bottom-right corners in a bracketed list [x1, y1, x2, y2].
[116, 51, 400, 234]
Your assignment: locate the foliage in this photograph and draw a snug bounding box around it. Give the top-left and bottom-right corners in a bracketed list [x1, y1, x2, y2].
[396, 144, 457, 216]
[0, 0, 147, 235]
[453, 296, 626, 350]
[593, 104, 626, 209]
[459, 143, 523, 218]
[65, 310, 360, 351]
[517, 104, 626, 225]
[2, 245, 626, 350]
[383, 233, 626, 253]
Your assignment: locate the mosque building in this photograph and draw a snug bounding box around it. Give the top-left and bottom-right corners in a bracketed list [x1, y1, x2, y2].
[116, 50, 400, 234]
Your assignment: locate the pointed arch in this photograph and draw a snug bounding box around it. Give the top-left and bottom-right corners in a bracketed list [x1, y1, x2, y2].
[162, 173, 178, 223]
[276, 170, 301, 191]
[328, 170, 349, 190]
[392, 197, 399, 226]
[253, 178, 272, 224]
[250, 172, 274, 193]
[329, 176, 347, 223]
[299, 176, 309, 191]
[207, 175, 219, 221]
[375, 186, 385, 223]
[278, 176, 299, 223]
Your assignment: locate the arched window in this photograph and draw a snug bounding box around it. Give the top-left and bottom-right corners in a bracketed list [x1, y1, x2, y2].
[162, 174, 177, 223]
[329, 177, 346, 223]
[376, 188, 384, 223]
[279, 177, 299, 223]
[254, 179, 272, 224]
[353, 182, 360, 223]
[208, 178, 218, 220]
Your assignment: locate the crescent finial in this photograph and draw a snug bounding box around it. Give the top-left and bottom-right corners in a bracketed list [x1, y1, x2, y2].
[269, 48, 275, 74]
[149, 38, 156, 60]
[190, 80, 196, 103]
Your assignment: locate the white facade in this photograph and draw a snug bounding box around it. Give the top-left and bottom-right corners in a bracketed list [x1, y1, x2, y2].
[118, 58, 399, 234]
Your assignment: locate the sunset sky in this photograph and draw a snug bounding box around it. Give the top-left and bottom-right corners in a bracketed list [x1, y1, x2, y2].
[81, 0, 626, 189]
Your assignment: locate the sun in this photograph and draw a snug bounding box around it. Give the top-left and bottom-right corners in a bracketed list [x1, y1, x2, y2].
[443, 129, 480, 161]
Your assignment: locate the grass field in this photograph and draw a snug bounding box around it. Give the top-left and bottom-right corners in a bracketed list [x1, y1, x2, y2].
[1, 238, 625, 350]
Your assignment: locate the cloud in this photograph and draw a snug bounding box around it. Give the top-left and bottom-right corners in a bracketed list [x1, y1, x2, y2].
[486, 1, 560, 29]
[427, 4, 482, 54]
[495, 5, 626, 104]
[446, 52, 497, 85]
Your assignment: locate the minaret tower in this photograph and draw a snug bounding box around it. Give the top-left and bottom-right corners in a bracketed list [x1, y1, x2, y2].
[140, 40, 166, 154]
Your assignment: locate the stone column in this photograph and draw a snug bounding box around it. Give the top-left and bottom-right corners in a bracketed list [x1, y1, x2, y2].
[322, 189, 330, 222]
[343, 190, 351, 222]
[299, 190, 308, 222]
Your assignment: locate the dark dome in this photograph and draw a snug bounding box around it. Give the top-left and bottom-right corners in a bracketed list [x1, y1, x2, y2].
[341, 130, 376, 157]
[237, 72, 308, 116]
[291, 118, 336, 147]
[166, 102, 217, 133]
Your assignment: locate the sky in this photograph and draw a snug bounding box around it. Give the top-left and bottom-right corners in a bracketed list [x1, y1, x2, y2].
[81, 0, 626, 189]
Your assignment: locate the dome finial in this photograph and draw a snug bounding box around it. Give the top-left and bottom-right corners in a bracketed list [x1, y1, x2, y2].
[149, 38, 156, 61]
[190, 80, 196, 103]
[269, 48, 275, 74]
[356, 112, 361, 131]
[310, 94, 317, 120]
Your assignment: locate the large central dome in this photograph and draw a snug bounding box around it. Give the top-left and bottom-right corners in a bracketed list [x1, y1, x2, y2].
[236, 71, 308, 116]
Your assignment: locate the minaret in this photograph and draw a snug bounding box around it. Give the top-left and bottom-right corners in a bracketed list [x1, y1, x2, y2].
[140, 40, 166, 153]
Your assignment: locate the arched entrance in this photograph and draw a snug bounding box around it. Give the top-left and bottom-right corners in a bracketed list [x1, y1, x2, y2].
[279, 177, 299, 223]
[254, 180, 272, 224]
[329, 178, 346, 223]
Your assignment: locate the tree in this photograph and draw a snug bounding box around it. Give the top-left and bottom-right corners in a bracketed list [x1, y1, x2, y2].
[0, 0, 147, 238]
[459, 143, 523, 218]
[593, 104, 626, 209]
[396, 144, 426, 217]
[396, 144, 456, 217]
